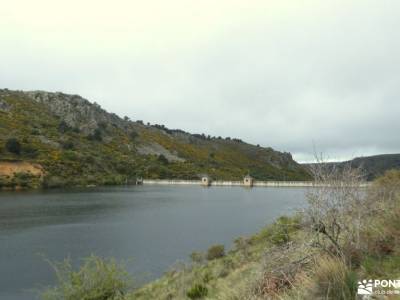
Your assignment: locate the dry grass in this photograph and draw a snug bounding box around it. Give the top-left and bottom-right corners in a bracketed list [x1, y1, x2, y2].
[310, 256, 357, 300]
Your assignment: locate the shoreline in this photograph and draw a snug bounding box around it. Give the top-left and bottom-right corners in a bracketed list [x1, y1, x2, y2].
[0, 179, 371, 192]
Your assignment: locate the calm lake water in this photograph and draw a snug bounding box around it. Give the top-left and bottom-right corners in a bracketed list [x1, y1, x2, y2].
[0, 185, 307, 300]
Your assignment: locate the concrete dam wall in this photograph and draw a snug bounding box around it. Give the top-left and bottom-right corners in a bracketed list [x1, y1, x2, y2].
[142, 179, 316, 187]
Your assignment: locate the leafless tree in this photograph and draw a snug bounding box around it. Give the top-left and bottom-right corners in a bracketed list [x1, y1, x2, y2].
[305, 152, 368, 260]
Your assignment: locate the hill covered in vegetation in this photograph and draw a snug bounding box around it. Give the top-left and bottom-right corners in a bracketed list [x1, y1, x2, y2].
[343, 154, 400, 180]
[0, 89, 311, 189]
[304, 154, 400, 181]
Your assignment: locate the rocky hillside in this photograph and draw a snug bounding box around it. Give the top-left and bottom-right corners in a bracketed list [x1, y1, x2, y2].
[0, 89, 311, 189]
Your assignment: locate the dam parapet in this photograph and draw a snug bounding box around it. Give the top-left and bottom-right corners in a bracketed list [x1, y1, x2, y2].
[141, 179, 370, 188]
[143, 179, 314, 187]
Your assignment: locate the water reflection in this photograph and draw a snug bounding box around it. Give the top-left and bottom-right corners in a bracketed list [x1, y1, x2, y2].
[0, 185, 307, 300]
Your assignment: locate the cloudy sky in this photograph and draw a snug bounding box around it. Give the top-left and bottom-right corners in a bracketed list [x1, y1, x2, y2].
[1, 0, 399, 162]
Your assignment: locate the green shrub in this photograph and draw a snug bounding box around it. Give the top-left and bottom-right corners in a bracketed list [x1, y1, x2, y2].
[42, 175, 67, 188]
[5, 138, 21, 154]
[270, 216, 294, 245]
[83, 155, 96, 164]
[58, 121, 72, 133]
[87, 128, 102, 141]
[186, 284, 208, 299]
[61, 140, 75, 150]
[129, 131, 138, 140]
[202, 272, 213, 283]
[41, 255, 131, 300]
[233, 236, 250, 251]
[31, 128, 40, 135]
[157, 154, 169, 165]
[0, 176, 9, 188]
[61, 150, 78, 161]
[190, 251, 204, 264]
[216, 257, 235, 278]
[255, 215, 301, 246]
[361, 255, 400, 278]
[11, 172, 38, 188]
[206, 244, 225, 260]
[23, 144, 39, 158]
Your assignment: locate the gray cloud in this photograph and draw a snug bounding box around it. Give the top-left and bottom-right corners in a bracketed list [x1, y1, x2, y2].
[1, 0, 400, 162]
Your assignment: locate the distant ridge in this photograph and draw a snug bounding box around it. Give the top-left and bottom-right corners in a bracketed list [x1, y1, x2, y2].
[304, 154, 400, 180]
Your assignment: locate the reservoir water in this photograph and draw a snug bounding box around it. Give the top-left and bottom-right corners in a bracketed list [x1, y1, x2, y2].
[0, 185, 307, 300]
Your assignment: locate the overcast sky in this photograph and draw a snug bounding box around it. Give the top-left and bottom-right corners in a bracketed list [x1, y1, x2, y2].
[1, 1, 399, 162]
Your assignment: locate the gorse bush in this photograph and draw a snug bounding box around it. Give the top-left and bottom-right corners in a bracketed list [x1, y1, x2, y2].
[186, 284, 208, 299]
[270, 215, 301, 245]
[157, 154, 169, 165]
[5, 137, 21, 154]
[206, 244, 225, 260]
[41, 255, 131, 300]
[23, 144, 39, 158]
[12, 172, 38, 188]
[0, 172, 42, 189]
[58, 121, 72, 133]
[87, 128, 103, 141]
[190, 251, 204, 264]
[253, 215, 301, 246]
[129, 131, 138, 140]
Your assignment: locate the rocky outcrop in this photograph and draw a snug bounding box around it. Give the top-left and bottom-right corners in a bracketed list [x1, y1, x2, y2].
[0, 161, 44, 177]
[26, 91, 127, 135]
[136, 143, 185, 162]
[0, 99, 11, 113]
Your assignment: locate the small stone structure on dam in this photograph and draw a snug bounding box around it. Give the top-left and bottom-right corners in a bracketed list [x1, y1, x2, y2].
[243, 175, 254, 187]
[201, 175, 211, 187]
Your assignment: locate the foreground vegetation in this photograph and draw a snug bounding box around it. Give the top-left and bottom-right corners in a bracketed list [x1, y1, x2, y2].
[41, 169, 400, 299]
[0, 89, 310, 189]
